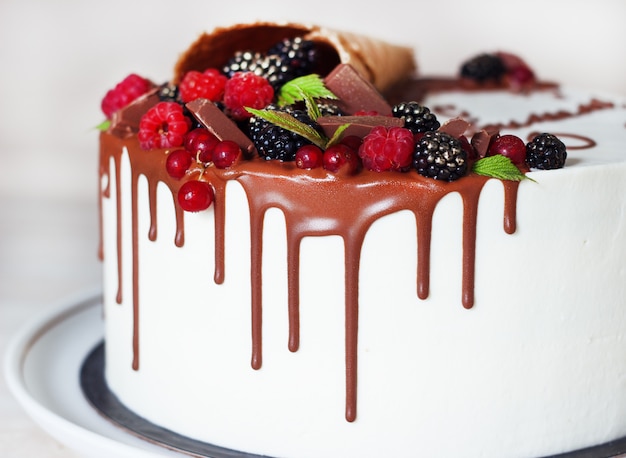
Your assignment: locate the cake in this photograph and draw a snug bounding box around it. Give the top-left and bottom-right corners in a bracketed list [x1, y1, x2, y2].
[96, 23, 626, 458]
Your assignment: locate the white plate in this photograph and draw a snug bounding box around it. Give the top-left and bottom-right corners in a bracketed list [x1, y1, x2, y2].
[3, 289, 183, 458]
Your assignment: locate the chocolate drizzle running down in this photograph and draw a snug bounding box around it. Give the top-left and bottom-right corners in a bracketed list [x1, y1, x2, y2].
[99, 132, 520, 422]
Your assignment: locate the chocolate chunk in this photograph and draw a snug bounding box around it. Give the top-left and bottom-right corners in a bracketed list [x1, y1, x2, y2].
[186, 99, 256, 156]
[471, 127, 500, 158]
[438, 117, 470, 138]
[317, 115, 403, 138]
[324, 64, 392, 116]
[108, 88, 159, 138]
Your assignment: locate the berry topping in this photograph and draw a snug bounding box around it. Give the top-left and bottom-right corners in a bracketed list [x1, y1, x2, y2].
[267, 37, 317, 79]
[223, 72, 274, 121]
[223, 51, 264, 77]
[460, 53, 506, 83]
[179, 69, 228, 103]
[413, 131, 468, 181]
[487, 134, 526, 165]
[212, 141, 242, 169]
[101, 73, 152, 119]
[184, 128, 220, 163]
[323, 144, 360, 174]
[295, 145, 324, 169]
[166, 149, 194, 179]
[178, 180, 214, 212]
[496, 52, 536, 88]
[138, 102, 190, 150]
[249, 108, 319, 161]
[526, 133, 567, 170]
[392, 102, 441, 134]
[358, 126, 414, 172]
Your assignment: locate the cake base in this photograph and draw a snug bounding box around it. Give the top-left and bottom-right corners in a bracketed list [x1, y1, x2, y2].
[80, 342, 269, 458]
[81, 342, 626, 458]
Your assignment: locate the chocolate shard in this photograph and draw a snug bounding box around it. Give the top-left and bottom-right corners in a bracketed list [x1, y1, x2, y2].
[317, 115, 403, 139]
[108, 88, 159, 138]
[471, 126, 500, 158]
[438, 117, 471, 138]
[186, 99, 256, 156]
[324, 64, 392, 116]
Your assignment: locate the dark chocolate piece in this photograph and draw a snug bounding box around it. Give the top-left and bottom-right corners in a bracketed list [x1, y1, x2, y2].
[186, 99, 256, 156]
[471, 127, 499, 158]
[438, 118, 470, 138]
[317, 115, 403, 139]
[324, 64, 392, 116]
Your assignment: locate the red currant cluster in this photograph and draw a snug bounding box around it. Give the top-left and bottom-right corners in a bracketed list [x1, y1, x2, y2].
[165, 127, 243, 212]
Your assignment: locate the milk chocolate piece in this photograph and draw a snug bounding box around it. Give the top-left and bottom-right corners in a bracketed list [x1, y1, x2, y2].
[324, 64, 392, 116]
[471, 127, 499, 158]
[438, 117, 470, 138]
[108, 88, 159, 138]
[317, 115, 403, 139]
[186, 99, 256, 156]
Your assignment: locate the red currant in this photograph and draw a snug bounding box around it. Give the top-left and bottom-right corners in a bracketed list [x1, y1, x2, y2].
[166, 149, 193, 179]
[488, 134, 526, 164]
[295, 145, 323, 169]
[184, 128, 219, 163]
[212, 141, 241, 169]
[178, 180, 214, 212]
[340, 135, 363, 151]
[323, 144, 360, 174]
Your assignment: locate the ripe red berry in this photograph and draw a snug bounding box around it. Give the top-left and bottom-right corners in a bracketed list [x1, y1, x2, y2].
[101, 73, 152, 119]
[323, 144, 360, 174]
[179, 69, 228, 103]
[358, 126, 414, 172]
[178, 180, 214, 212]
[488, 134, 526, 164]
[166, 149, 193, 179]
[184, 128, 220, 163]
[212, 141, 242, 169]
[138, 102, 190, 150]
[295, 145, 323, 169]
[340, 135, 363, 151]
[223, 72, 274, 121]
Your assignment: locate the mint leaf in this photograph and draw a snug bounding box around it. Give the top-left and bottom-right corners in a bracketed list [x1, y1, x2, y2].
[472, 154, 534, 182]
[245, 107, 328, 149]
[96, 119, 111, 131]
[278, 74, 337, 107]
[326, 123, 351, 148]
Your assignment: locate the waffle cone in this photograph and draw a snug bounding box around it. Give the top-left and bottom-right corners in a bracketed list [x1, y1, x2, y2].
[173, 22, 416, 93]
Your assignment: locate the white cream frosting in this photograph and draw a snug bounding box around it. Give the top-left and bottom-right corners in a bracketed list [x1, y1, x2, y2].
[102, 87, 626, 458]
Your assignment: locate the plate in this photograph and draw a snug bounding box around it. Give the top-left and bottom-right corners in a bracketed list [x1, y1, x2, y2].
[5, 289, 626, 458]
[3, 289, 182, 458]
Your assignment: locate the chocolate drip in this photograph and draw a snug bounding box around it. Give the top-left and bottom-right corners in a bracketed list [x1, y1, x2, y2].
[99, 132, 520, 422]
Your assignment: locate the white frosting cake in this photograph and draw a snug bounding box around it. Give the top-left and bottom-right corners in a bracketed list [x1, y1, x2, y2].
[98, 24, 626, 458]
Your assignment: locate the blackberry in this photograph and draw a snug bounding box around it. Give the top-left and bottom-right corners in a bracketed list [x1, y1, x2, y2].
[318, 102, 345, 117]
[267, 37, 317, 78]
[158, 82, 181, 103]
[413, 131, 467, 181]
[248, 107, 320, 161]
[223, 51, 263, 78]
[460, 53, 506, 82]
[392, 101, 440, 134]
[525, 133, 567, 170]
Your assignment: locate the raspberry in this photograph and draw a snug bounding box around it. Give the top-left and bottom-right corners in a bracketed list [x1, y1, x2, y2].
[413, 131, 467, 181]
[138, 102, 190, 150]
[392, 102, 440, 134]
[526, 133, 567, 170]
[179, 69, 228, 103]
[101, 73, 152, 119]
[358, 126, 414, 172]
[223, 72, 274, 121]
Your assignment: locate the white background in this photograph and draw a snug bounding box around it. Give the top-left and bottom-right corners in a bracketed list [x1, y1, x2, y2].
[0, 0, 624, 456]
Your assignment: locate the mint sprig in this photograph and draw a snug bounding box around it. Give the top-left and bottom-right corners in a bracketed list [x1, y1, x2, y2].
[96, 119, 111, 131]
[472, 154, 534, 182]
[278, 74, 338, 107]
[245, 107, 328, 149]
